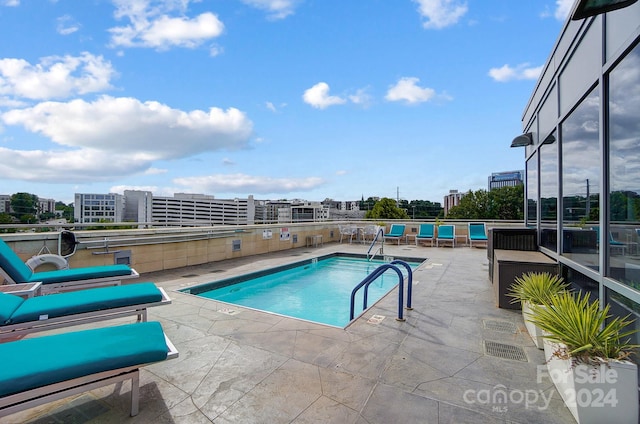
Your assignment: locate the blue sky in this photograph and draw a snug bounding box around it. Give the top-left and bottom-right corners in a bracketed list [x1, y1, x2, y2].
[0, 0, 573, 205]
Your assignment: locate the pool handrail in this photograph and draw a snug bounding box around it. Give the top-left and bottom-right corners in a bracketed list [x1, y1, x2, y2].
[366, 227, 385, 261]
[349, 260, 413, 322]
[390, 260, 413, 310]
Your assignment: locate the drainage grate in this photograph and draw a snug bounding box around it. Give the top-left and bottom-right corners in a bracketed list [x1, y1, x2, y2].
[484, 341, 528, 362]
[483, 320, 518, 333]
[182, 273, 199, 278]
[209, 269, 225, 273]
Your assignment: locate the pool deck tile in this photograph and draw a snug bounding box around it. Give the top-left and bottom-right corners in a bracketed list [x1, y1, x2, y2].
[7, 243, 577, 424]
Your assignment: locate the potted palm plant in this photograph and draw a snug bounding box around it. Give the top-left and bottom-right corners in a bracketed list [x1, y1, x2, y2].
[529, 291, 639, 424]
[508, 272, 569, 349]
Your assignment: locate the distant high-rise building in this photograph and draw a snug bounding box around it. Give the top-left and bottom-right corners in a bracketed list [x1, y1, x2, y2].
[443, 190, 463, 215]
[74, 193, 124, 223]
[124, 190, 153, 226]
[488, 170, 524, 191]
[151, 193, 255, 226]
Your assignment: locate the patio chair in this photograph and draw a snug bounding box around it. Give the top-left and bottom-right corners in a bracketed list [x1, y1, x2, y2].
[0, 321, 178, 419]
[468, 222, 488, 248]
[383, 224, 405, 245]
[361, 225, 379, 244]
[339, 225, 357, 243]
[436, 224, 455, 248]
[415, 224, 435, 247]
[0, 282, 171, 340]
[0, 237, 139, 294]
[591, 226, 627, 255]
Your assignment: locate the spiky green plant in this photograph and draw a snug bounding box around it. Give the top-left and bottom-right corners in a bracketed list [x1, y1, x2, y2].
[529, 291, 639, 364]
[507, 272, 569, 306]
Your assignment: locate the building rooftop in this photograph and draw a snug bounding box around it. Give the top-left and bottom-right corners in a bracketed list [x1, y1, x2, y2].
[9, 243, 575, 423]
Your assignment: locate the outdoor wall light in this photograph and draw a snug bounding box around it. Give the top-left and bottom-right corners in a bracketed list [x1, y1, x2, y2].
[571, 0, 638, 20]
[541, 134, 556, 145]
[510, 133, 533, 148]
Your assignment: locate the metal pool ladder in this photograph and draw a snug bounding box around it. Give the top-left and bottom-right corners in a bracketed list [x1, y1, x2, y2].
[349, 260, 413, 322]
[366, 228, 385, 261]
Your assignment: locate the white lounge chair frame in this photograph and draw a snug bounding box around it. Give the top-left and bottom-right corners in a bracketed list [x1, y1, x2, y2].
[0, 287, 171, 340]
[436, 225, 456, 248]
[0, 334, 178, 418]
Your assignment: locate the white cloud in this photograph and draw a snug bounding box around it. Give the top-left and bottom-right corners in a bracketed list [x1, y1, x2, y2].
[222, 158, 235, 165]
[413, 0, 468, 29]
[240, 0, 300, 20]
[385, 77, 436, 104]
[56, 15, 80, 35]
[0, 96, 254, 182]
[143, 167, 167, 175]
[303, 82, 346, 109]
[2, 96, 253, 157]
[0, 53, 115, 100]
[109, 0, 224, 50]
[555, 0, 573, 21]
[173, 173, 325, 194]
[348, 88, 373, 107]
[488, 63, 543, 82]
[1, 0, 19, 6]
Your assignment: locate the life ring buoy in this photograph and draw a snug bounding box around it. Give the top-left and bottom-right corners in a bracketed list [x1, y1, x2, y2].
[26, 254, 69, 271]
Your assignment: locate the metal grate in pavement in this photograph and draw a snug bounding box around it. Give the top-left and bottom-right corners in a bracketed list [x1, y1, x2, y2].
[483, 319, 518, 333]
[483, 340, 528, 362]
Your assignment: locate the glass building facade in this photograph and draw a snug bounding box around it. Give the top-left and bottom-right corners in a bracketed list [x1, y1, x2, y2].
[518, 3, 640, 361]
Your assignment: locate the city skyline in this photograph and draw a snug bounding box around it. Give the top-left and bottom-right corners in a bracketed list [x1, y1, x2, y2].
[0, 1, 571, 204]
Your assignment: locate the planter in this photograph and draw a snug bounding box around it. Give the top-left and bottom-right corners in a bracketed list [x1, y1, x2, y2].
[543, 338, 639, 424]
[522, 301, 545, 349]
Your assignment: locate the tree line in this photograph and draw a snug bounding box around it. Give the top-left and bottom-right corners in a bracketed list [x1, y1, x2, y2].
[363, 185, 524, 221]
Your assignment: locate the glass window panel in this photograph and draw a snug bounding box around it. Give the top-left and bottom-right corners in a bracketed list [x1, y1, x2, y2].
[609, 42, 640, 286]
[526, 153, 538, 226]
[540, 132, 558, 251]
[561, 87, 600, 270]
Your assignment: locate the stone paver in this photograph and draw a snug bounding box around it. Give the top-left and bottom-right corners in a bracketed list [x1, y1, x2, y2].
[8, 243, 576, 424]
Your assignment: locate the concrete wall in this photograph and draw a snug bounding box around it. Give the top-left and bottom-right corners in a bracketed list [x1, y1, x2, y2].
[1, 221, 521, 275]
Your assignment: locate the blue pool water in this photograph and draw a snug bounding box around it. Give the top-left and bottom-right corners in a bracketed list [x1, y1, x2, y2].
[187, 255, 421, 327]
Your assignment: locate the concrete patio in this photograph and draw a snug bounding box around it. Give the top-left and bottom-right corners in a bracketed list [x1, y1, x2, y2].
[8, 242, 576, 423]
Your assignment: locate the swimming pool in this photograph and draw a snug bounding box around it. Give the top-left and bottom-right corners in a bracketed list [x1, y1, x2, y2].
[182, 253, 424, 327]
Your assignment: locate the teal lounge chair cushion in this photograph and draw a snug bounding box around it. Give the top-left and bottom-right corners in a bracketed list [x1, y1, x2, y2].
[0, 293, 24, 325]
[469, 224, 488, 240]
[0, 238, 33, 283]
[27, 264, 133, 285]
[0, 321, 168, 397]
[7, 282, 162, 325]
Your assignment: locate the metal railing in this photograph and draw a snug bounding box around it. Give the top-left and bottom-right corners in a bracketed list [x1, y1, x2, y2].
[349, 260, 413, 322]
[366, 228, 385, 261]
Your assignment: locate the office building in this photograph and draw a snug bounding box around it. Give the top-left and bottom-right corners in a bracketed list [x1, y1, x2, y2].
[513, 1, 640, 352]
[74, 193, 124, 223]
[488, 170, 524, 191]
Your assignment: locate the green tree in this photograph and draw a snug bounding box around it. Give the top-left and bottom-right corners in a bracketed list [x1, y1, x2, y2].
[365, 198, 409, 220]
[56, 201, 74, 222]
[446, 186, 524, 220]
[446, 190, 489, 219]
[10, 192, 39, 218]
[488, 185, 524, 220]
[0, 212, 15, 233]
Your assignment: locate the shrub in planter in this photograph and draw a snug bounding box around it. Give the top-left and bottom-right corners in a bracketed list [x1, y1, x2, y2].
[529, 291, 639, 424]
[507, 272, 569, 348]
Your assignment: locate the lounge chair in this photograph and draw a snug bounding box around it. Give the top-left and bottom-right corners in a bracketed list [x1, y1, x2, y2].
[0, 237, 139, 294]
[0, 282, 170, 340]
[468, 222, 488, 248]
[383, 224, 406, 245]
[436, 224, 455, 247]
[591, 226, 627, 255]
[0, 321, 178, 418]
[415, 224, 435, 247]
